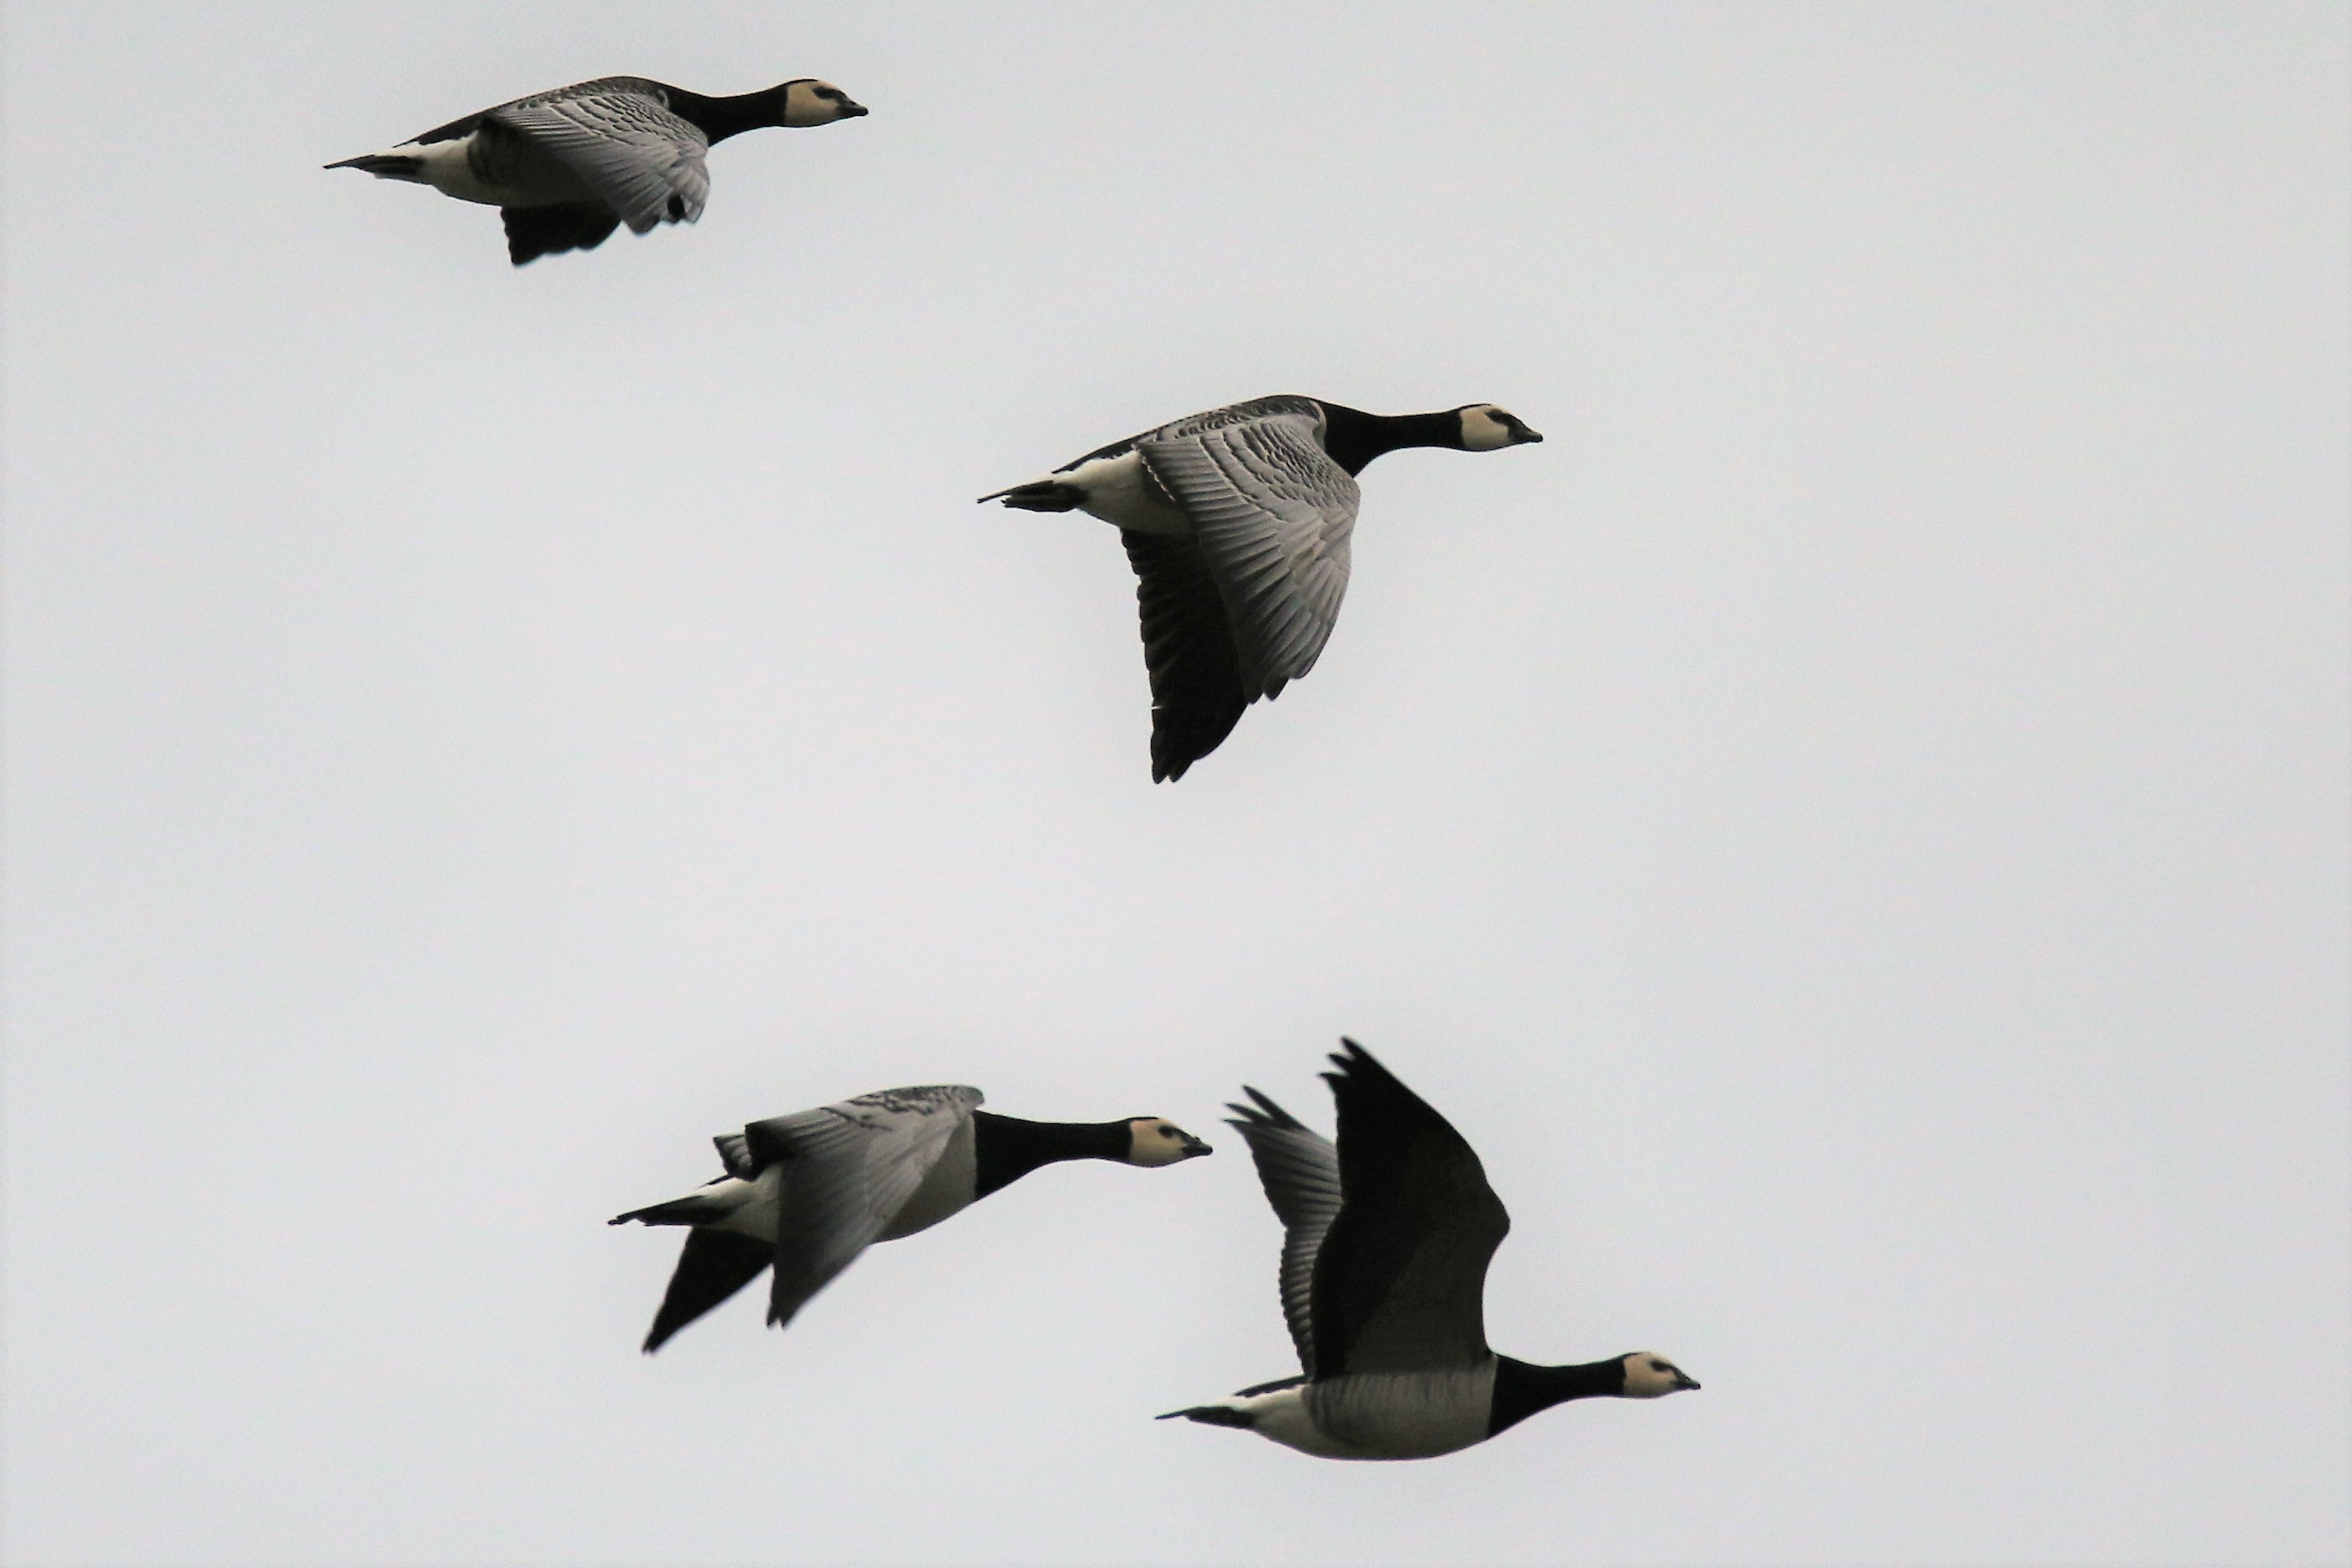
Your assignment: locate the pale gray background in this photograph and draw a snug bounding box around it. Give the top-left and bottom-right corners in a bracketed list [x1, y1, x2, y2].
[5, 3, 2346, 1564]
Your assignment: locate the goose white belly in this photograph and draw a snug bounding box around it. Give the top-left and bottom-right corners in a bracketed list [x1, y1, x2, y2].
[1285, 1366, 1498, 1460]
[399, 134, 592, 209]
[1223, 1385, 1371, 1460]
[1060, 451, 1193, 537]
[707, 1167, 783, 1241]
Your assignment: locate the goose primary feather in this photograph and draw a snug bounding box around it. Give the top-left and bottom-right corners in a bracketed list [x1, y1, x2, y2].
[980, 396, 1543, 780]
[326, 75, 866, 265]
[1158, 1041, 1698, 1460]
[611, 1084, 1210, 1352]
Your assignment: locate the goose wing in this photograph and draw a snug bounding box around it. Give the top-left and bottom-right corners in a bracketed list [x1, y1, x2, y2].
[711, 1131, 758, 1179]
[1137, 401, 1358, 706]
[485, 79, 711, 233]
[1224, 1087, 1345, 1377]
[1122, 531, 1249, 782]
[1047, 393, 1324, 475]
[740, 1085, 985, 1330]
[1310, 1040, 1511, 1377]
[639, 1229, 773, 1354]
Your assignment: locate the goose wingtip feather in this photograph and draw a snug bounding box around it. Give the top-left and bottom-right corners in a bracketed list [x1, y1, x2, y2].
[1225, 1086, 1306, 1131]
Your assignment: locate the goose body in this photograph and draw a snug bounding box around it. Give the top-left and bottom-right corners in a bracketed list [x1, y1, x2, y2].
[327, 75, 866, 265]
[980, 396, 1543, 780]
[611, 1085, 1209, 1352]
[1159, 1041, 1698, 1460]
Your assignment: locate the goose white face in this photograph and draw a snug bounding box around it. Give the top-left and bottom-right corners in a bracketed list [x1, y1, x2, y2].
[784, 80, 869, 126]
[1622, 1353, 1701, 1398]
[1458, 404, 1544, 451]
[1126, 1117, 1214, 1167]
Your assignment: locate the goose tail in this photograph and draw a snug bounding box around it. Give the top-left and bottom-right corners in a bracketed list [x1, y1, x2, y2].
[324, 153, 423, 178]
[1156, 1403, 1256, 1428]
[608, 1193, 724, 1227]
[977, 480, 1084, 512]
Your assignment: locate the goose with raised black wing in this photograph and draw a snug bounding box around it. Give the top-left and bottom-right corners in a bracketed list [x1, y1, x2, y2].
[1159, 1040, 1696, 1459]
[612, 1084, 1209, 1352]
[980, 396, 1542, 780]
[327, 75, 866, 265]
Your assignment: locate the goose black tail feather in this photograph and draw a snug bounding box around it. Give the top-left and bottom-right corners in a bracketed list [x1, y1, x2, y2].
[502, 203, 622, 266]
[324, 154, 422, 178]
[608, 1194, 718, 1227]
[977, 481, 1085, 511]
[1156, 1404, 1258, 1428]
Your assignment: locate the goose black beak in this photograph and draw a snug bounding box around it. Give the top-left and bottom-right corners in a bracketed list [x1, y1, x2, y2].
[1674, 1373, 1701, 1391]
[1182, 1135, 1214, 1158]
[1520, 428, 1545, 443]
[840, 103, 870, 118]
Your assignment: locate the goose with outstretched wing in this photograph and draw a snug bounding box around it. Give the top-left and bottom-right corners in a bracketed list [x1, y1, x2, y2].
[613, 1084, 1209, 1352]
[982, 396, 1542, 780]
[328, 74, 866, 265]
[1160, 1041, 1698, 1460]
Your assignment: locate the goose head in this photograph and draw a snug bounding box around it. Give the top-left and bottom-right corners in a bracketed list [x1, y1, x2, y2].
[1619, 1353, 1701, 1398]
[1124, 1117, 1214, 1167]
[779, 79, 869, 127]
[1456, 403, 1544, 451]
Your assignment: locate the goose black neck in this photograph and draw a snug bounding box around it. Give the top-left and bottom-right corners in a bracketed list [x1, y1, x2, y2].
[664, 86, 784, 144]
[971, 1112, 1128, 1200]
[1315, 404, 1461, 476]
[1488, 1356, 1627, 1436]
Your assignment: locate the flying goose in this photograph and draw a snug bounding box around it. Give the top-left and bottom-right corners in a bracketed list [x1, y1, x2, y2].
[1159, 1041, 1697, 1460]
[327, 75, 866, 265]
[611, 1084, 1211, 1351]
[980, 396, 1542, 780]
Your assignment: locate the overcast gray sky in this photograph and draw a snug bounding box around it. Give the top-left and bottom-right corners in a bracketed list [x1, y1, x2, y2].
[5, 3, 2347, 1564]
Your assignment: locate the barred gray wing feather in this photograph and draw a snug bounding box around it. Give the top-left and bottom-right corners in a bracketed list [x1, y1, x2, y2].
[404, 75, 669, 146]
[504, 76, 672, 110]
[711, 1132, 756, 1180]
[489, 88, 710, 232]
[740, 1085, 985, 1329]
[1055, 396, 1325, 476]
[1156, 394, 1327, 442]
[1225, 1088, 1345, 1377]
[1139, 412, 1357, 699]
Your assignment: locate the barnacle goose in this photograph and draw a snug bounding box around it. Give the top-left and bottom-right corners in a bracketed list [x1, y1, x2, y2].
[1159, 1041, 1697, 1460]
[980, 396, 1542, 780]
[327, 76, 866, 265]
[611, 1084, 1210, 1351]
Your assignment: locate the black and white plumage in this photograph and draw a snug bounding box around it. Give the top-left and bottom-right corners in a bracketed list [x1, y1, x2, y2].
[326, 76, 866, 265]
[1159, 1041, 1698, 1460]
[980, 396, 1543, 780]
[611, 1084, 1210, 1352]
